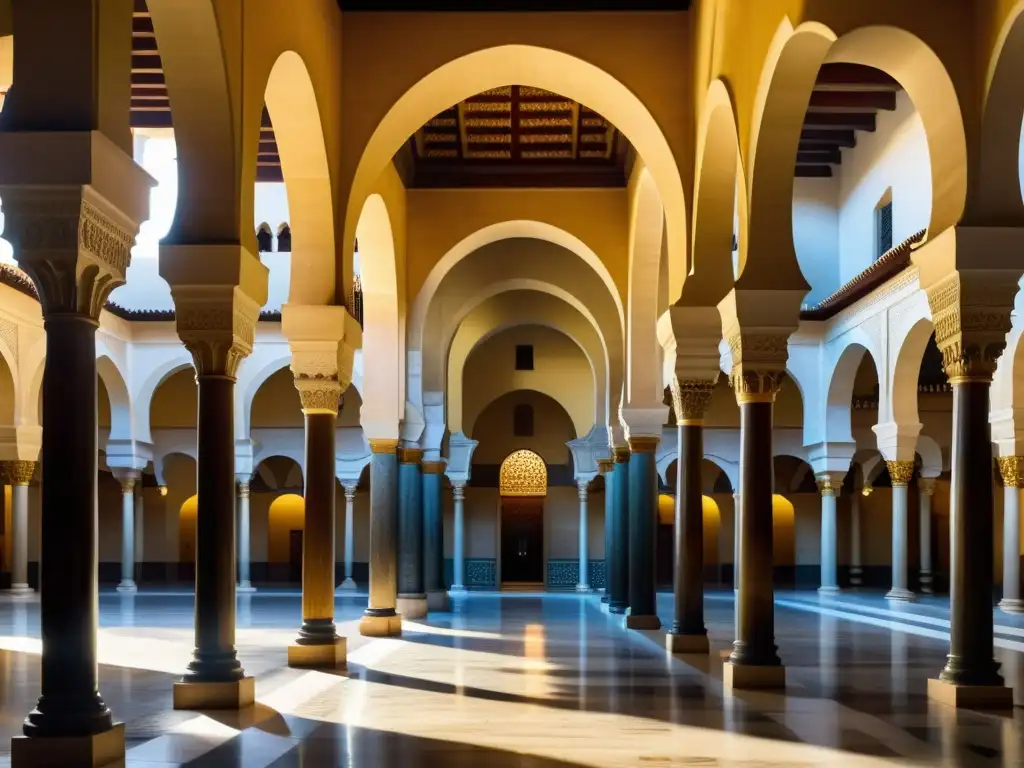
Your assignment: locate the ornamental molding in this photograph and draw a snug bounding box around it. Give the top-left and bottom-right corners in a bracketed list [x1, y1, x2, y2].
[499, 449, 547, 497]
[0, 188, 138, 319]
[925, 271, 1014, 382]
[822, 267, 919, 345]
[294, 374, 342, 415]
[668, 377, 716, 423]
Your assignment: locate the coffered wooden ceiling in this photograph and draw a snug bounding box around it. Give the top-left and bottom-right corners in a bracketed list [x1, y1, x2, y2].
[397, 86, 630, 188]
[796, 64, 903, 178]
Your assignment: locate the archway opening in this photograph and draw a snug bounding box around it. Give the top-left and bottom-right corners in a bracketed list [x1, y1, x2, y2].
[267, 493, 305, 585]
[179, 494, 197, 566]
[499, 449, 547, 588]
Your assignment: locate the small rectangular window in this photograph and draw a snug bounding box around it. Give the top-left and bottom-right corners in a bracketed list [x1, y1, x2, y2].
[513, 403, 534, 437]
[876, 201, 893, 260]
[515, 344, 534, 371]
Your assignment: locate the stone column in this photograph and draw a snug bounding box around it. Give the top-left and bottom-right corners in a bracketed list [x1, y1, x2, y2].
[576, 479, 592, 592]
[885, 461, 916, 602]
[2, 185, 147, 757]
[850, 488, 866, 586]
[918, 477, 937, 595]
[816, 474, 841, 595]
[732, 490, 741, 591]
[2, 461, 35, 594]
[115, 473, 139, 593]
[397, 447, 427, 619]
[726, 370, 785, 690]
[667, 380, 715, 653]
[598, 458, 614, 602]
[450, 482, 467, 593]
[338, 485, 357, 591]
[236, 479, 255, 593]
[288, 376, 345, 668]
[360, 439, 402, 636]
[423, 461, 449, 610]
[608, 447, 630, 614]
[162, 245, 267, 711]
[925, 273, 1012, 707]
[134, 484, 145, 585]
[626, 436, 660, 629]
[998, 457, 1024, 613]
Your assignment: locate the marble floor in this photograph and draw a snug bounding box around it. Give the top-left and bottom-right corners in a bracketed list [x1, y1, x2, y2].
[0, 589, 1020, 766]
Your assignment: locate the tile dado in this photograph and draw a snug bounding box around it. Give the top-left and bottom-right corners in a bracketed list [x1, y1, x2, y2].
[444, 558, 497, 588]
[546, 559, 606, 590]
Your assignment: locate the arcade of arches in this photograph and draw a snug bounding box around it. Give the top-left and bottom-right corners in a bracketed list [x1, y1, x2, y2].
[2, 1, 1024, 765]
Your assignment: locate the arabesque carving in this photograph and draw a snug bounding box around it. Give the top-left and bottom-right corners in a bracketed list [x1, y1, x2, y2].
[294, 375, 342, 415]
[886, 460, 915, 487]
[173, 292, 261, 379]
[499, 449, 547, 497]
[669, 378, 717, 424]
[0, 460, 36, 486]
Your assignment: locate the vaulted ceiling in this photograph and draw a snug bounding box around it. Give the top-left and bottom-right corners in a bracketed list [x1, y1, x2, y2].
[796, 64, 903, 178]
[396, 86, 631, 188]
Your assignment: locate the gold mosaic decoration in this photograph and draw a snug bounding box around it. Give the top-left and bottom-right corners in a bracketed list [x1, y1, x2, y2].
[424, 148, 458, 158]
[499, 449, 547, 497]
[521, 149, 573, 159]
[521, 117, 572, 128]
[520, 134, 571, 144]
[464, 117, 512, 128]
[426, 117, 457, 128]
[464, 102, 510, 113]
[470, 133, 512, 144]
[466, 149, 511, 159]
[520, 101, 574, 112]
[479, 86, 512, 97]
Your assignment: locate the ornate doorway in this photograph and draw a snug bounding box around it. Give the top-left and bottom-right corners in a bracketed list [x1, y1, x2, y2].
[498, 450, 547, 589]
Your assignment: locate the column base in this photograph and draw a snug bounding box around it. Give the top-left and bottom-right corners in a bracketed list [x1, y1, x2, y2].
[116, 581, 137, 594]
[885, 587, 917, 602]
[600, 594, 610, 604]
[173, 677, 255, 710]
[12, 723, 124, 768]
[666, 633, 709, 654]
[575, 584, 593, 593]
[359, 612, 402, 637]
[927, 677, 1014, 710]
[397, 595, 428, 619]
[288, 638, 346, 669]
[237, 582, 256, 594]
[849, 569, 863, 587]
[624, 613, 661, 630]
[6, 583, 33, 596]
[448, 585, 468, 595]
[817, 585, 841, 596]
[919, 572, 933, 594]
[427, 590, 450, 612]
[998, 598, 1024, 614]
[723, 661, 786, 691]
[608, 602, 627, 615]
[336, 578, 358, 592]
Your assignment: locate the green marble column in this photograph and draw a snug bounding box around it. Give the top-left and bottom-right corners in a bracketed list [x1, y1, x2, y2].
[598, 458, 614, 603]
[608, 448, 630, 614]
[397, 448, 427, 620]
[360, 440, 402, 637]
[626, 437, 660, 630]
[423, 461, 449, 611]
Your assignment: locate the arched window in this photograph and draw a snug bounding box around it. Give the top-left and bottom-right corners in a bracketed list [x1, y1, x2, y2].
[513, 403, 534, 437]
[256, 223, 273, 253]
[277, 223, 292, 253]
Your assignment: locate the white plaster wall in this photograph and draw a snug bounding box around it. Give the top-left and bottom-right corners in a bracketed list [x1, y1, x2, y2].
[837, 90, 931, 284]
[793, 176, 839, 305]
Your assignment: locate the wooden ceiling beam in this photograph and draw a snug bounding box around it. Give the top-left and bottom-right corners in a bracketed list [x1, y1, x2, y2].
[801, 129, 856, 148]
[803, 111, 875, 131]
[795, 165, 833, 178]
[809, 90, 896, 111]
[797, 148, 841, 165]
[131, 72, 165, 86]
[814, 63, 901, 92]
[131, 54, 162, 72]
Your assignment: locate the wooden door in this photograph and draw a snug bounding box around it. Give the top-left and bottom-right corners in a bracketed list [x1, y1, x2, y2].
[501, 497, 544, 584]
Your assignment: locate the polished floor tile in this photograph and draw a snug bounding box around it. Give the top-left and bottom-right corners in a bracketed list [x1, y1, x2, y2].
[0, 589, 1018, 766]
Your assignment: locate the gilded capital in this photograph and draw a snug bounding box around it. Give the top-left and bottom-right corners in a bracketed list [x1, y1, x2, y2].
[731, 370, 784, 404]
[998, 456, 1024, 489]
[596, 458, 614, 474]
[612, 446, 631, 463]
[397, 447, 424, 465]
[886, 460, 915, 487]
[119, 476, 137, 494]
[815, 474, 836, 495]
[294, 375, 342, 415]
[669, 378, 716, 425]
[1, 460, 36, 486]
[926, 272, 1014, 383]
[917, 477, 938, 495]
[0, 188, 137, 319]
[627, 436, 659, 454]
[369, 438, 399, 455]
[422, 461, 446, 475]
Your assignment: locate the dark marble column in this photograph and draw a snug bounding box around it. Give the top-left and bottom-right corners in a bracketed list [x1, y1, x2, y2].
[930, 379, 1009, 705]
[726, 375, 785, 689]
[288, 380, 343, 668]
[608, 448, 631, 614]
[423, 461, 449, 611]
[397, 448, 427, 619]
[667, 381, 714, 653]
[361, 439, 402, 636]
[598, 458, 614, 603]
[626, 437, 660, 629]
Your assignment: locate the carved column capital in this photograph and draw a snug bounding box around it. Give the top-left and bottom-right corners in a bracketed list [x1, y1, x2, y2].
[452, 482, 466, 501]
[917, 477, 938, 496]
[237, 480, 250, 499]
[669, 378, 717, 425]
[815, 473, 837, 496]
[998, 456, 1024, 489]
[0, 187, 138, 319]
[612, 446, 631, 463]
[886, 460, 916, 487]
[119, 475, 137, 494]
[294, 375, 342, 415]
[172, 290, 261, 379]
[343, 485, 357, 502]
[577, 479, 589, 501]
[0, 460, 36, 486]
[926, 271, 1015, 383]
[723, 326, 790, 404]
[597, 458, 614, 474]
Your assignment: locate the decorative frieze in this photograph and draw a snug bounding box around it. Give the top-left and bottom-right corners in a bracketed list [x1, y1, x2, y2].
[886, 460, 916, 487]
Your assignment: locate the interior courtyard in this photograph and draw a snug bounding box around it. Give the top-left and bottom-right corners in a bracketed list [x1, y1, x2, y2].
[0, 0, 1023, 764]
